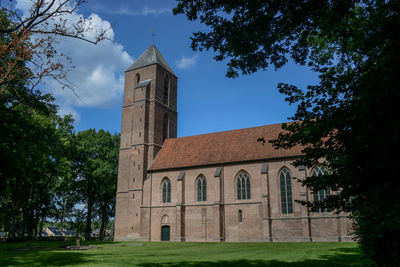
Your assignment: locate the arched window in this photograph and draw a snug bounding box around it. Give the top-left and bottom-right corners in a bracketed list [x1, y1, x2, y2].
[237, 171, 251, 200]
[279, 167, 293, 214]
[162, 178, 171, 203]
[197, 175, 207, 202]
[162, 113, 169, 142]
[136, 73, 140, 84]
[238, 210, 242, 223]
[312, 165, 330, 213]
[163, 75, 169, 105]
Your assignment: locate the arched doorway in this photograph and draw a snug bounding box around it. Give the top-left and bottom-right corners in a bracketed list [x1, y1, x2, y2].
[161, 225, 170, 241]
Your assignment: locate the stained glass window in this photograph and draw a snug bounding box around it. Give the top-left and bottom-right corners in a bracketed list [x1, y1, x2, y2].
[312, 165, 330, 213]
[162, 178, 171, 203]
[197, 175, 207, 201]
[280, 168, 293, 214]
[237, 172, 251, 200]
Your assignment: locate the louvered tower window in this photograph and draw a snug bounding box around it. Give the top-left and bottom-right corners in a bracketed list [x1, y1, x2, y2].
[163, 113, 168, 142]
[163, 75, 169, 104]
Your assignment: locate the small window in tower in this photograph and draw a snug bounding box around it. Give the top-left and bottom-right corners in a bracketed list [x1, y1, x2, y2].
[163, 75, 169, 105]
[139, 132, 141, 137]
[238, 210, 243, 223]
[136, 73, 140, 84]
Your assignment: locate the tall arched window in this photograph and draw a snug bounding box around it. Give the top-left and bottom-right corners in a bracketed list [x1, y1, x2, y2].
[162, 178, 171, 203]
[237, 171, 251, 200]
[163, 75, 169, 105]
[136, 73, 140, 84]
[279, 167, 293, 214]
[312, 165, 330, 213]
[197, 175, 207, 202]
[162, 113, 169, 142]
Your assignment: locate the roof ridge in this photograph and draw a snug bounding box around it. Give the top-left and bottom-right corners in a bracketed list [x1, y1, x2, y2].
[170, 121, 292, 140]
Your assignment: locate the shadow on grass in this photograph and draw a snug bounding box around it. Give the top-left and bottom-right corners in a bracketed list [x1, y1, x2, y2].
[0, 250, 95, 266]
[0, 245, 362, 267]
[0, 241, 118, 266]
[138, 247, 362, 267]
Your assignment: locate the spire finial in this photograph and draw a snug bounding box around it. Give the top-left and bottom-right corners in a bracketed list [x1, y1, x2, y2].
[152, 28, 155, 44]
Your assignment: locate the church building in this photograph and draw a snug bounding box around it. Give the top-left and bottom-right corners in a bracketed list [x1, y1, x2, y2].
[114, 44, 352, 242]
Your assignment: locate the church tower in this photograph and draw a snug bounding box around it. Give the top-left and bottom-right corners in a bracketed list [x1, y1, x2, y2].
[114, 44, 177, 240]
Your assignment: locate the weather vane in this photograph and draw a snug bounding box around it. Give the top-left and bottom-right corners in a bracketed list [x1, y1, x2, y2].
[152, 28, 155, 44]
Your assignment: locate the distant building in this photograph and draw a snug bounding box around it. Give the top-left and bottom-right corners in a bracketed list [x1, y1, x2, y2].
[114, 44, 352, 242]
[42, 227, 76, 237]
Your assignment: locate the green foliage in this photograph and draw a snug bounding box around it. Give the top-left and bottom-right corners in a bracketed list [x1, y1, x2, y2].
[0, 3, 118, 241]
[73, 129, 120, 240]
[174, 1, 400, 265]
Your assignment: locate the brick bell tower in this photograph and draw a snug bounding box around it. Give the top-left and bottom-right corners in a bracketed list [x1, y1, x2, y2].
[114, 44, 177, 240]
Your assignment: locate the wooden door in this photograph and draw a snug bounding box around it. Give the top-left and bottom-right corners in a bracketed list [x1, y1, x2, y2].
[161, 225, 170, 241]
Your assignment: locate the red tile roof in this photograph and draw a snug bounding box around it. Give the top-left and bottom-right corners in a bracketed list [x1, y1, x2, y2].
[149, 123, 303, 171]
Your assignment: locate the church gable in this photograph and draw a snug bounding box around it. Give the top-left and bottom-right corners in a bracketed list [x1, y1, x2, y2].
[149, 123, 303, 171]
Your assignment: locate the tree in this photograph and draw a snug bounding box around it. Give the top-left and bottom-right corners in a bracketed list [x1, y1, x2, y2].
[0, 0, 109, 240]
[73, 129, 119, 240]
[174, 1, 400, 265]
[0, 100, 75, 240]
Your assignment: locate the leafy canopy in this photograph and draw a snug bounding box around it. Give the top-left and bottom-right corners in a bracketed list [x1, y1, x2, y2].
[174, 1, 400, 265]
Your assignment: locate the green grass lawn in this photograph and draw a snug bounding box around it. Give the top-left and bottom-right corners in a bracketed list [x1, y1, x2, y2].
[0, 240, 362, 266]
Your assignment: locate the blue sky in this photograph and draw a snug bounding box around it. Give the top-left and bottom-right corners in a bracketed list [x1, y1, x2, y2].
[17, 0, 320, 137]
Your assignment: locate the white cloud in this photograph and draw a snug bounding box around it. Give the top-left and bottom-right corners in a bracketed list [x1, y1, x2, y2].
[175, 54, 199, 70]
[15, 0, 133, 121]
[106, 6, 171, 16]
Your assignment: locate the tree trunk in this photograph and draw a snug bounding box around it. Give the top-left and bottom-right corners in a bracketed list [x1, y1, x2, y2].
[60, 198, 66, 233]
[9, 211, 15, 242]
[99, 202, 107, 240]
[26, 207, 34, 239]
[19, 210, 25, 240]
[33, 208, 39, 238]
[39, 211, 45, 238]
[99, 220, 105, 240]
[85, 197, 94, 241]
